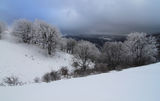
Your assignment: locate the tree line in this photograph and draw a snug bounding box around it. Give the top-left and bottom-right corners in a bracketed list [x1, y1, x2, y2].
[0, 19, 158, 78]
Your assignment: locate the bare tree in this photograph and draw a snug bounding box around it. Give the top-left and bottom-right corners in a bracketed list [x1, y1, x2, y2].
[73, 40, 100, 71]
[34, 20, 61, 55]
[101, 42, 124, 69]
[12, 19, 33, 43]
[124, 32, 158, 66]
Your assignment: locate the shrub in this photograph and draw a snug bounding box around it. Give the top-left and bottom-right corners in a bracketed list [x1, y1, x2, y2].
[42, 73, 51, 82]
[59, 67, 69, 78]
[72, 61, 79, 68]
[94, 63, 109, 73]
[3, 76, 22, 86]
[42, 70, 61, 83]
[34, 77, 41, 83]
[50, 71, 61, 81]
[73, 68, 95, 77]
[0, 83, 5, 86]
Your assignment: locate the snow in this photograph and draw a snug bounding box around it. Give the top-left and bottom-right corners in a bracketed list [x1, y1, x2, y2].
[0, 62, 160, 101]
[0, 34, 73, 82]
[0, 32, 160, 101]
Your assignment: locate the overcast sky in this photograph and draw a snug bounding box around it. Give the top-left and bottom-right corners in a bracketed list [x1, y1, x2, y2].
[0, 0, 160, 35]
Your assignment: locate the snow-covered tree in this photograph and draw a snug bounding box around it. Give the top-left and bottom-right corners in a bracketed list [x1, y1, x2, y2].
[34, 20, 61, 55]
[101, 42, 124, 68]
[12, 19, 34, 43]
[59, 38, 77, 54]
[0, 22, 6, 39]
[73, 40, 100, 70]
[66, 38, 77, 54]
[124, 32, 158, 66]
[59, 38, 67, 52]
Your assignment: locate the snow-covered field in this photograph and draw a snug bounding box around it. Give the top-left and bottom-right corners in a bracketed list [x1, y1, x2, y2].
[0, 62, 160, 101]
[0, 35, 73, 82]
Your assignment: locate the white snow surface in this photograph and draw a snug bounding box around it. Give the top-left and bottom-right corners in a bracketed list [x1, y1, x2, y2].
[0, 62, 160, 101]
[0, 35, 73, 82]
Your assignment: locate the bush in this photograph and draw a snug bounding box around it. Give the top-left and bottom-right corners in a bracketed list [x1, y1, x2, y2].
[42, 70, 61, 83]
[94, 63, 109, 73]
[73, 68, 84, 77]
[3, 76, 22, 86]
[42, 73, 51, 82]
[72, 62, 79, 68]
[0, 83, 5, 86]
[50, 71, 61, 81]
[59, 67, 69, 78]
[73, 68, 95, 77]
[34, 77, 41, 83]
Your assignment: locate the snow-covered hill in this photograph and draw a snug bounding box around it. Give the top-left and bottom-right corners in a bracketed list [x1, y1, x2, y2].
[0, 32, 160, 101]
[0, 38, 73, 82]
[0, 62, 160, 101]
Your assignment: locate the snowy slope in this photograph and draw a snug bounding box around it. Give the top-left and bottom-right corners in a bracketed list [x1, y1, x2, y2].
[0, 63, 160, 101]
[0, 37, 73, 82]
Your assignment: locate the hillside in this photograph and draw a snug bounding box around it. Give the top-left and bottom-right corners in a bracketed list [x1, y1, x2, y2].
[0, 62, 160, 101]
[0, 36, 73, 82]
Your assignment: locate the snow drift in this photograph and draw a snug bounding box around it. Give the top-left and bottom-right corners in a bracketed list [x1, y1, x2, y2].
[0, 62, 160, 101]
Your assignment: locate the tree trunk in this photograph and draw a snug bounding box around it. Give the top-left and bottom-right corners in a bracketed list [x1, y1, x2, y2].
[48, 44, 52, 55]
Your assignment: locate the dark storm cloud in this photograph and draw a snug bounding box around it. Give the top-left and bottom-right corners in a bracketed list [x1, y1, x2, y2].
[0, 0, 160, 34]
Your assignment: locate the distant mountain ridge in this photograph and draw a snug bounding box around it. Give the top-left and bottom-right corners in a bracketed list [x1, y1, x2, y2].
[64, 34, 127, 47]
